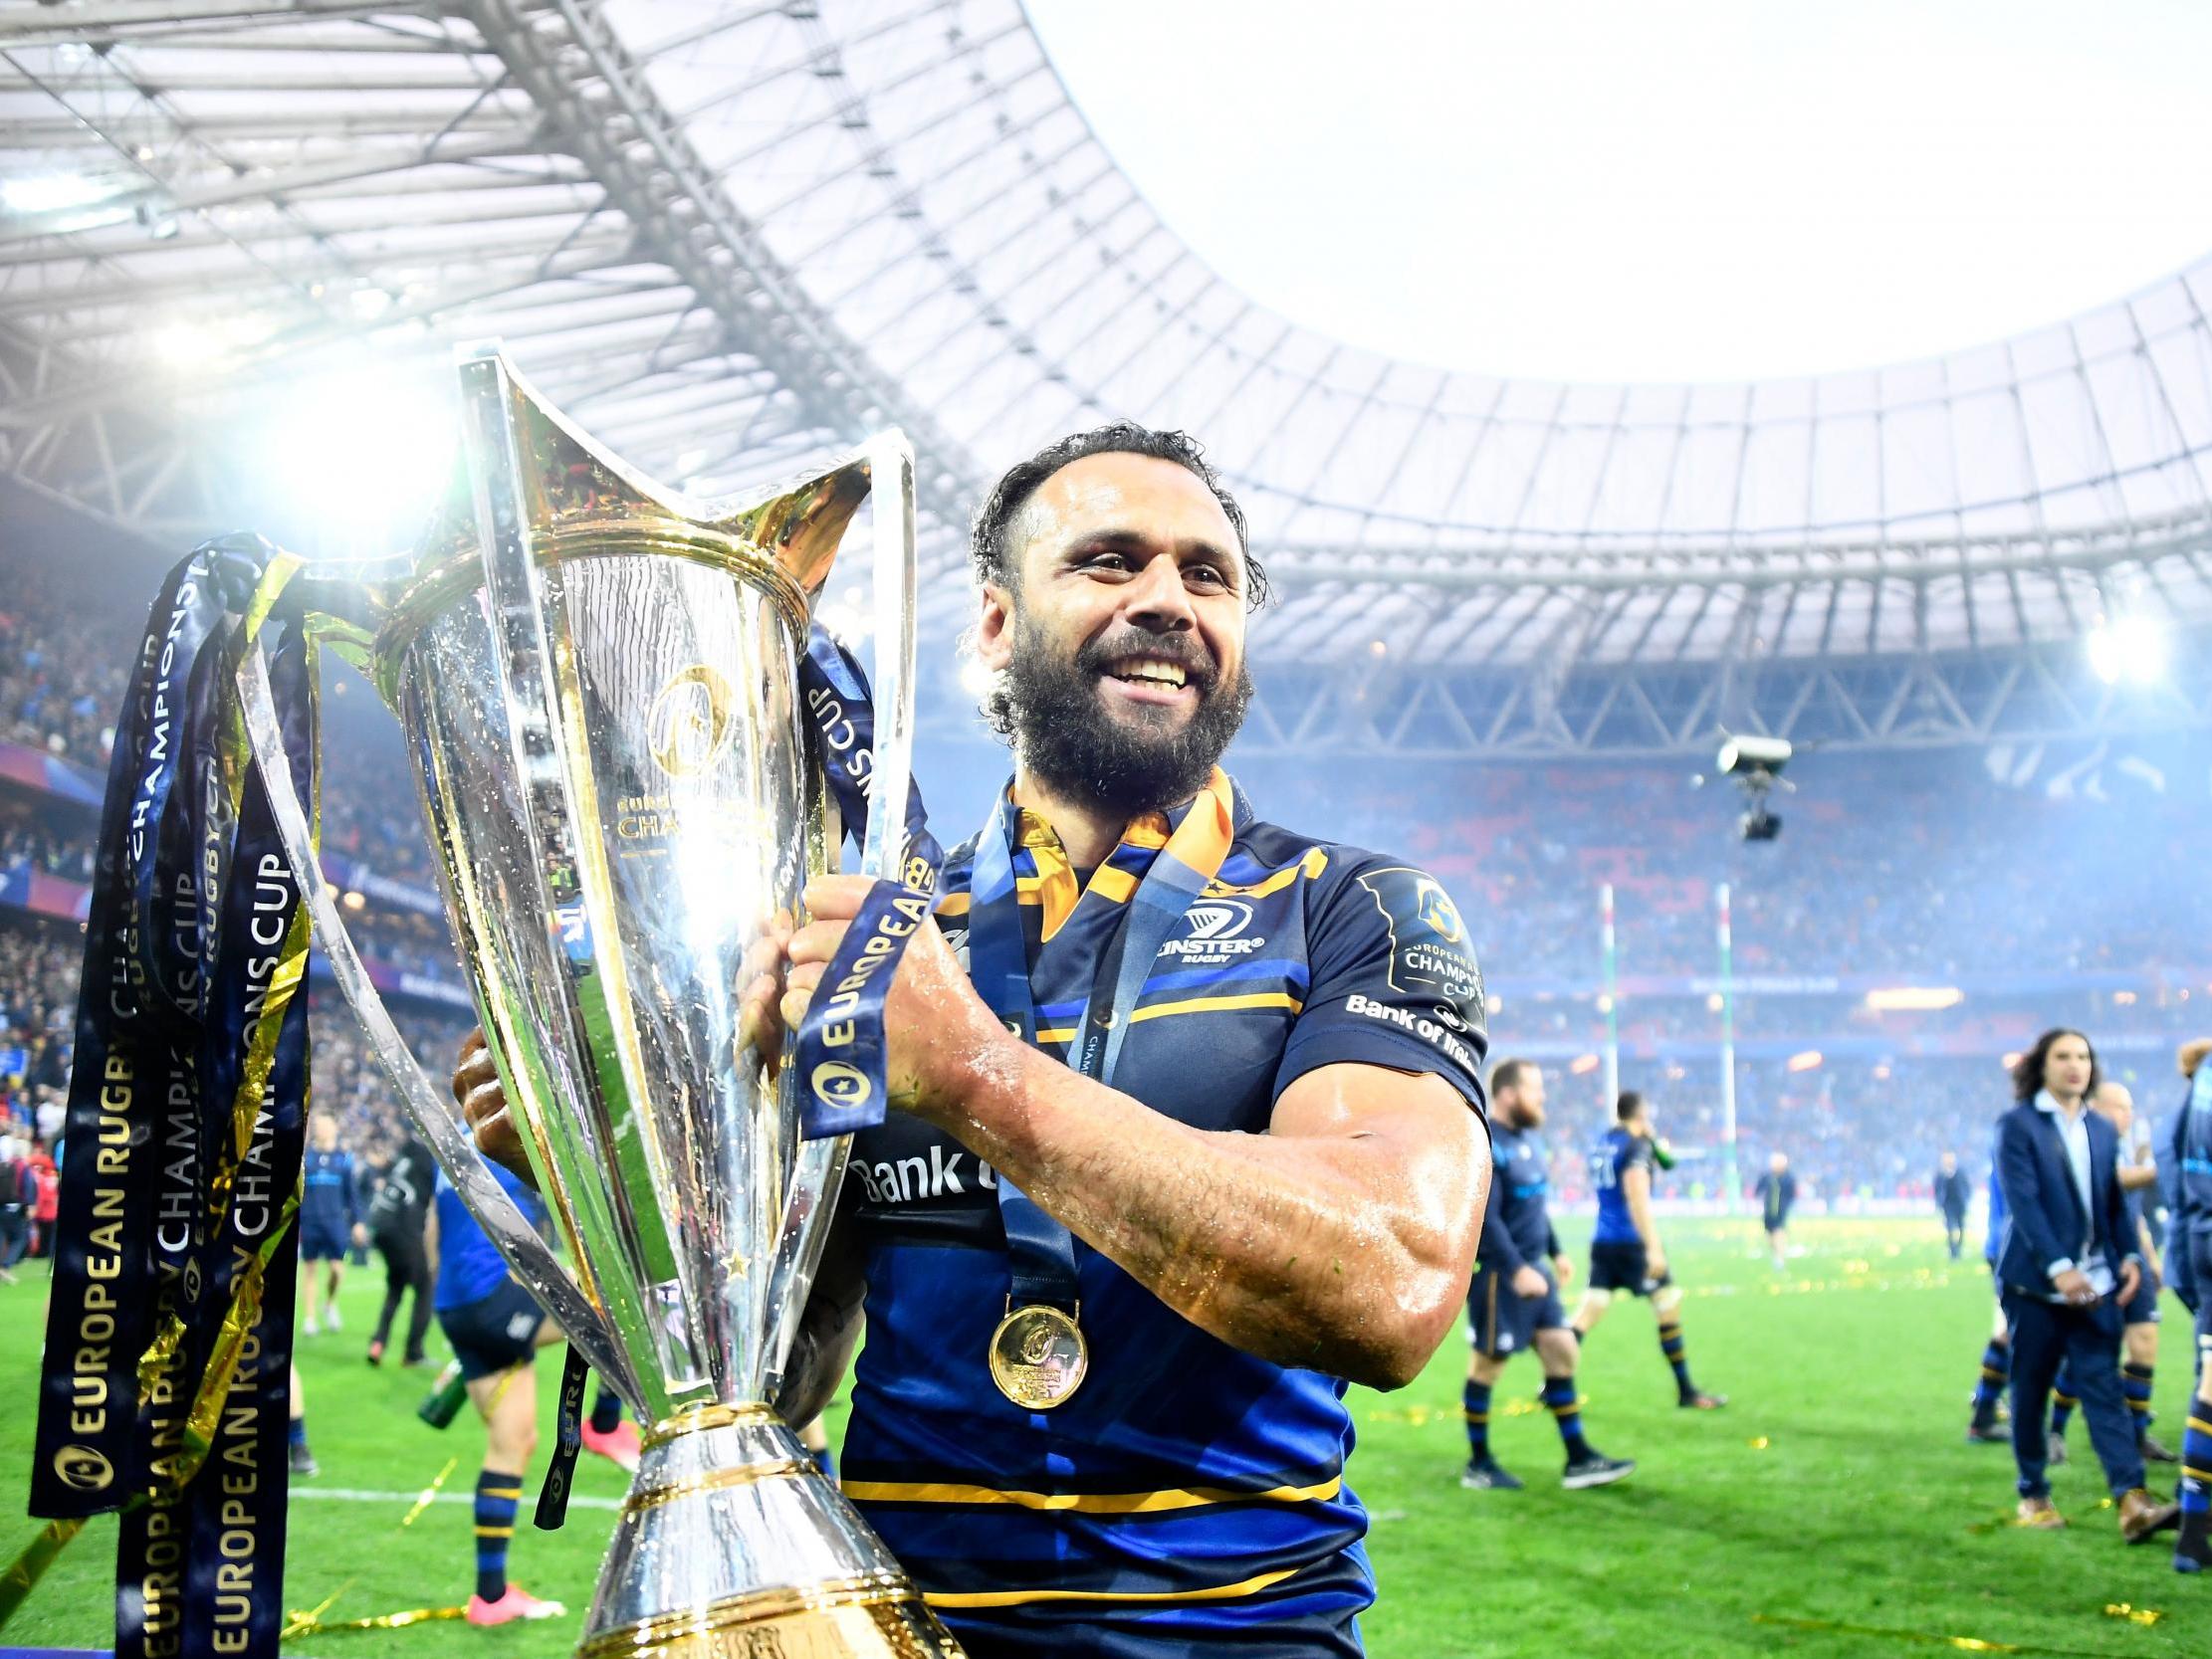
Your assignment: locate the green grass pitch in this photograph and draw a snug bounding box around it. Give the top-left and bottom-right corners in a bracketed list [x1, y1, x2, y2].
[0, 1216, 2199, 1656]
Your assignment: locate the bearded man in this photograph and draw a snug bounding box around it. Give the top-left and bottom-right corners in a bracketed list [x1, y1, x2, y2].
[461, 423, 1490, 1656]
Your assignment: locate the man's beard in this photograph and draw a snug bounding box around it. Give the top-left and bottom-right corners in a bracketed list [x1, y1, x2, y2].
[999, 615, 1252, 818]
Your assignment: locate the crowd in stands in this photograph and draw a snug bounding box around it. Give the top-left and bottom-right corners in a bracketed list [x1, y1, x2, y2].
[0, 921, 76, 1144]
[0, 806, 93, 884]
[1242, 747, 2212, 985]
[0, 906, 471, 1168]
[313, 1009, 478, 1155]
[0, 589, 129, 768]
[323, 788, 439, 887]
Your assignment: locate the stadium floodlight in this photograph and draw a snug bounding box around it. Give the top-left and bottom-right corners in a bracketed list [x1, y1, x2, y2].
[254, 363, 457, 556]
[2087, 626, 2120, 684]
[153, 326, 216, 369]
[1, 172, 110, 214]
[2086, 615, 2167, 687]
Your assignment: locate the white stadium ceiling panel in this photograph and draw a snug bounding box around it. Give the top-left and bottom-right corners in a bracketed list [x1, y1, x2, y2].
[1, 0, 2211, 684]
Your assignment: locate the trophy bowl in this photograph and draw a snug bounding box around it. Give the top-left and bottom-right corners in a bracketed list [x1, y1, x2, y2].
[242, 345, 962, 1658]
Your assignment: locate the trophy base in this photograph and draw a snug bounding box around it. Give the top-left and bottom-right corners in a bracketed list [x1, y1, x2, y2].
[577, 1583, 950, 1658]
[579, 1406, 964, 1659]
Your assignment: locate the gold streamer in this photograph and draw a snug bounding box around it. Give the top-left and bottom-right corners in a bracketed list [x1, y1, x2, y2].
[281, 1605, 469, 1638]
[1751, 1615, 2118, 1655]
[281, 1370, 525, 1639]
[0, 1518, 86, 1630]
[2101, 1603, 2162, 1627]
[1372, 1391, 1589, 1430]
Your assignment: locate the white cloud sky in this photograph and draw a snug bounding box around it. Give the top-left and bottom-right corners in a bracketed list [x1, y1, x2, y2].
[1026, 0, 2212, 384]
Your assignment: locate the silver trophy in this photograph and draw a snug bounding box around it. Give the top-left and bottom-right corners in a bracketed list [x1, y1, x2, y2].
[239, 345, 963, 1657]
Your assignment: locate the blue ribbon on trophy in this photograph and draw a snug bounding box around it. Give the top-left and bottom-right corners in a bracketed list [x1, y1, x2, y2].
[176, 620, 317, 1659]
[21, 536, 318, 1659]
[790, 624, 944, 1140]
[31, 544, 244, 1523]
[113, 542, 247, 1659]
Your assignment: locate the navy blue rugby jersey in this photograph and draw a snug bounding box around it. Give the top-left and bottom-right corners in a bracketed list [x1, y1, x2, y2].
[1590, 1127, 1652, 1246]
[301, 1147, 359, 1234]
[840, 776, 1489, 1647]
[1477, 1119, 1557, 1273]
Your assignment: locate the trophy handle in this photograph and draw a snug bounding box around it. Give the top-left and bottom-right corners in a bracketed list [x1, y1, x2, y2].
[236, 643, 640, 1406]
[760, 431, 920, 1404]
[856, 431, 920, 883]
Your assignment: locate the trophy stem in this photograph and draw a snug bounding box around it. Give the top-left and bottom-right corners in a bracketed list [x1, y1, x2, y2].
[581, 1409, 964, 1658]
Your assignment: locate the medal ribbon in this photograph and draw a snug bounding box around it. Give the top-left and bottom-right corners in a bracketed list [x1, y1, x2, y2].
[968, 770, 1237, 1314]
[790, 626, 943, 1140]
[14, 539, 318, 1659]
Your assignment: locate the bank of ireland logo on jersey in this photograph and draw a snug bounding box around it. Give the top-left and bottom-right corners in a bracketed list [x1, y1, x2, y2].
[1354, 866, 1485, 1018]
[646, 662, 737, 779]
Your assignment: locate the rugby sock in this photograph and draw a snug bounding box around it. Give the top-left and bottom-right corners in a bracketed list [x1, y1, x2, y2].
[287, 1414, 308, 1452]
[2049, 1366, 2077, 1440]
[1541, 1373, 1591, 1461]
[2120, 1362, 2155, 1445]
[2181, 1415, 2212, 1518]
[1971, 1337, 2010, 1428]
[589, 1385, 622, 1435]
[1462, 1380, 1492, 1463]
[474, 1468, 523, 1603]
[1658, 1320, 1696, 1398]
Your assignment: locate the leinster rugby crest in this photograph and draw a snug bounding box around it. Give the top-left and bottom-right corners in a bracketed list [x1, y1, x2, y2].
[1354, 867, 1485, 1016]
[1158, 896, 1264, 966]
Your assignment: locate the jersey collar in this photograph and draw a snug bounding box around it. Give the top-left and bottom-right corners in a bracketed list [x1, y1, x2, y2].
[1007, 767, 1239, 943]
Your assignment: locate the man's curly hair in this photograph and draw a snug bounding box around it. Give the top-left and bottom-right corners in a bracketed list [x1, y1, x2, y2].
[968, 421, 1269, 607]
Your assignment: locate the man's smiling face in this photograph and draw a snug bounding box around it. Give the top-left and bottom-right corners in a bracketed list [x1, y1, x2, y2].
[977, 451, 1253, 815]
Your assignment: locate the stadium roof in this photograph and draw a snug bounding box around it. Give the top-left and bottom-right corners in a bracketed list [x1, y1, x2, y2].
[5, 0, 2212, 676]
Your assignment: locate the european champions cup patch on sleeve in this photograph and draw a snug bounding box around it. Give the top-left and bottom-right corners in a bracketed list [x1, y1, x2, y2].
[1353, 866, 1485, 1012]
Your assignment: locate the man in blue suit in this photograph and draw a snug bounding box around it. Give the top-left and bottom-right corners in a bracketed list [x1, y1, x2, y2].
[1993, 1029, 2177, 1541]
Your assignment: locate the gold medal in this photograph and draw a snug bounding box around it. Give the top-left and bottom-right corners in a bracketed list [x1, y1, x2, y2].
[988, 1303, 1088, 1409]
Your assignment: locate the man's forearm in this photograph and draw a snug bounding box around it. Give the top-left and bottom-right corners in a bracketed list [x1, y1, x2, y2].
[918, 1041, 1479, 1390]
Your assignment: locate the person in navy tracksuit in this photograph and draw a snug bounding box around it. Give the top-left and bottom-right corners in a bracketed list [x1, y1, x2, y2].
[2162, 1039, 2212, 1571]
[1992, 1029, 2176, 1542]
